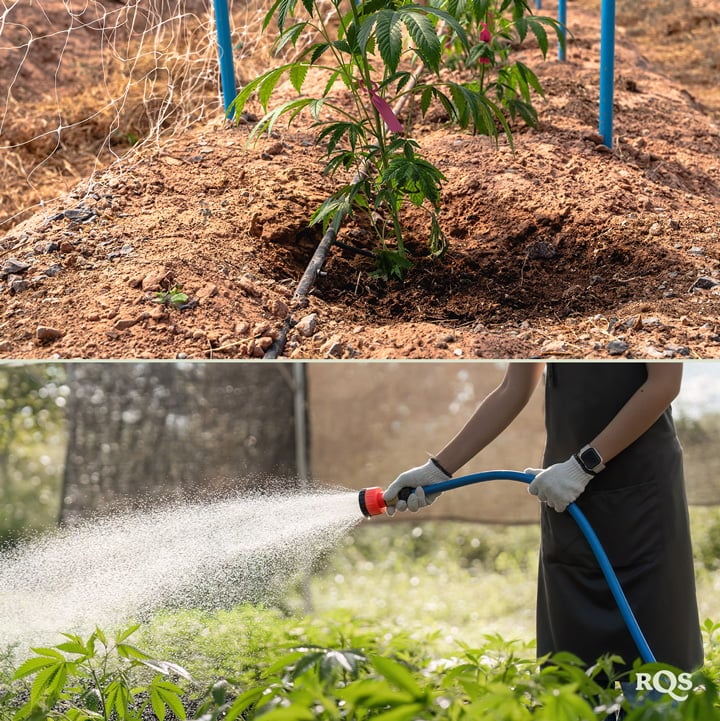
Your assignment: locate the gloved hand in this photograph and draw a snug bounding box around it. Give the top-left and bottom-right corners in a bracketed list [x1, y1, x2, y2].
[383, 459, 450, 516]
[525, 455, 593, 512]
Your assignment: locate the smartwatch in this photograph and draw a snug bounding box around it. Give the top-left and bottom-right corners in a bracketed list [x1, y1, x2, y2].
[575, 445, 605, 475]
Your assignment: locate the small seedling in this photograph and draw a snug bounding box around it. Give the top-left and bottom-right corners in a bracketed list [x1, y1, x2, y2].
[153, 286, 189, 308]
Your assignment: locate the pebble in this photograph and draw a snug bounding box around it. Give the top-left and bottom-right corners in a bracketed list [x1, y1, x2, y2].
[0, 341, 13, 352]
[1, 258, 30, 277]
[296, 313, 319, 337]
[196, 283, 218, 303]
[235, 321, 250, 335]
[238, 275, 262, 297]
[36, 326, 63, 342]
[691, 276, 720, 291]
[321, 339, 344, 358]
[253, 321, 272, 337]
[10, 279, 29, 293]
[114, 318, 139, 330]
[270, 298, 289, 319]
[689, 246, 704, 256]
[141, 267, 170, 292]
[606, 340, 629, 355]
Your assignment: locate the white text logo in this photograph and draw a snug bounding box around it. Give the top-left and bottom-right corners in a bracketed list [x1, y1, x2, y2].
[635, 670, 693, 701]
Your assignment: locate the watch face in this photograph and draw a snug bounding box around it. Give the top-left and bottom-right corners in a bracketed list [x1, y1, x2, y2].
[581, 447, 602, 469]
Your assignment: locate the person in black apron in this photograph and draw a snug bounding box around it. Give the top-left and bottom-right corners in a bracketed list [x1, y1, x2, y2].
[383, 362, 703, 677]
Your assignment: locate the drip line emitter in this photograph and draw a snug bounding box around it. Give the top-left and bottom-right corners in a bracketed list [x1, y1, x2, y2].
[359, 470, 656, 664]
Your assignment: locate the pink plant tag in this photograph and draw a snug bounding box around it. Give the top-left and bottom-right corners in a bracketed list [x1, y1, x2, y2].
[365, 82, 404, 134]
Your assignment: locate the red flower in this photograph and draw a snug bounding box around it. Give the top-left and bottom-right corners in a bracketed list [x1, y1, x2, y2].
[479, 21, 491, 43]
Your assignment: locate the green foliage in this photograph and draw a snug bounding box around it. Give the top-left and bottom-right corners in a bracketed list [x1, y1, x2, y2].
[4, 626, 190, 721]
[153, 286, 190, 309]
[230, 0, 556, 279]
[0, 365, 66, 545]
[4, 613, 720, 721]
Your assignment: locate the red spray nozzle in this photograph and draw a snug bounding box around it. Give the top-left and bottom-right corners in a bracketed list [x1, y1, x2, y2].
[358, 486, 387, 517]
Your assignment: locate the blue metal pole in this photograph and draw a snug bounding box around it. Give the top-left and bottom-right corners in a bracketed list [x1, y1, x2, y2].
[535, 0, 541, 9]
[598, 0, 616, 148]
[557, 0, 567, 61]
[213, 0, 237, 116]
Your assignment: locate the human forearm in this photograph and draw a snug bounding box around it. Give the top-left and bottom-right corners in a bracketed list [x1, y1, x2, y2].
[435, 363, 545, 474]
[590, 363, 682, 464]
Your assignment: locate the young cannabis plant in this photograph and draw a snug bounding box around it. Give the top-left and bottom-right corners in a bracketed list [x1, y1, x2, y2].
[441, 0, 566, 127]
[230, 0, 560, 279]
[230, 0, 516, 278]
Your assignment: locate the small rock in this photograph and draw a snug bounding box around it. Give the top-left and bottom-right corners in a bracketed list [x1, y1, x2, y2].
[689, 246, 705, 256]
[648, 222, 662, 236]
[264, 141, 284, 156]
[526, 241, 557, 260]
[257, 336, 274, 351]
[34, 241, 59, 254]
[1, 258, 30, 277]
[238, 275, 262, 297]
[0, 341, 13, 352]
[321, 339, 344, 358]
[542, 340, 568, 354]
[44, 264, 63, 277]
[235, 320, 251, 335]
[197, 282, 218, 303]
[141, 267, 170, 292]
[10, 279, 29, 293]
[114, 317, 139, 330]
[59, 240, 75, 254]
[453, 348, 464, 357]
[36, 326, 63, 342]
[296, 313, 319, 338]
[253, 321, 272, 337]
[606, 340, 629, 356]
[669, 219, 681, 230]
[270, 298, 289, 319]
[691, 276, 720, 291]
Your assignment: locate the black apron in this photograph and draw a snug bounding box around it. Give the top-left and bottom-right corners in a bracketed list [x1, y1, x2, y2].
[537, 363, 703, 672]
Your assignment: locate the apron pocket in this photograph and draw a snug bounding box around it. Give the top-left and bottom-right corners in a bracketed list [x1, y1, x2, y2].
[542, 480, 661, 571]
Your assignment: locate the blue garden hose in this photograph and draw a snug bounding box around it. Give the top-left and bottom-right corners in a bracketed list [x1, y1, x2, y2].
[359, 470, 656, 663]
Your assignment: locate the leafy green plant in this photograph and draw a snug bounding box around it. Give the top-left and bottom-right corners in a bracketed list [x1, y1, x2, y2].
[229, 0, 560, 278]
[153, 286, 189, 309]
[440, 0, 566, 126]
[7, 625, 190, 721]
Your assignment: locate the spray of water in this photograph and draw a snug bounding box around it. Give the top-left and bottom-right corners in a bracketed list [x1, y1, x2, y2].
[0, 488, 363, 654]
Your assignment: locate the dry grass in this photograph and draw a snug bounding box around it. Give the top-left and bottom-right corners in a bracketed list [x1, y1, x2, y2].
[0, 0, 281, 233]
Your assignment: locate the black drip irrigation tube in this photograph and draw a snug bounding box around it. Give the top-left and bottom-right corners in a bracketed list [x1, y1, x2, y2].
[263, 210, 347, 359]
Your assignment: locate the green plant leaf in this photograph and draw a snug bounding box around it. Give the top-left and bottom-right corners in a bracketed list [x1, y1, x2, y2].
[156, 685, 187, 720]
[401, 10, 441, 73]
[224, 686, 266, 721]
[375, 10, 403, 74]
[273, 22, 309, 55]
[12, 656, 57, 680]
[289, 63, 309, 94]
[115, 625, 141, 643]
[150, 688, 166, 721]
[371, 656, 424, 698]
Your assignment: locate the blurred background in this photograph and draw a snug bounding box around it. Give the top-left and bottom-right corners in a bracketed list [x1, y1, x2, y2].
[1, 360, 719, 644]
[3, 360, 720, 536]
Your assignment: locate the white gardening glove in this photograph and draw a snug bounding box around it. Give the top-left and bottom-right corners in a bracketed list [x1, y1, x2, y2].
[383, 459, 450, 517]
[525, 455, 593, 512]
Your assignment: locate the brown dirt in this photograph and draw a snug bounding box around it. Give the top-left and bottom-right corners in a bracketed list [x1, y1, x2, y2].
[1, 0, 720, 359]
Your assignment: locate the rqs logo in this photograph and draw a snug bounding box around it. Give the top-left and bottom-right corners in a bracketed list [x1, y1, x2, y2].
[635, 670, 694, 701]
